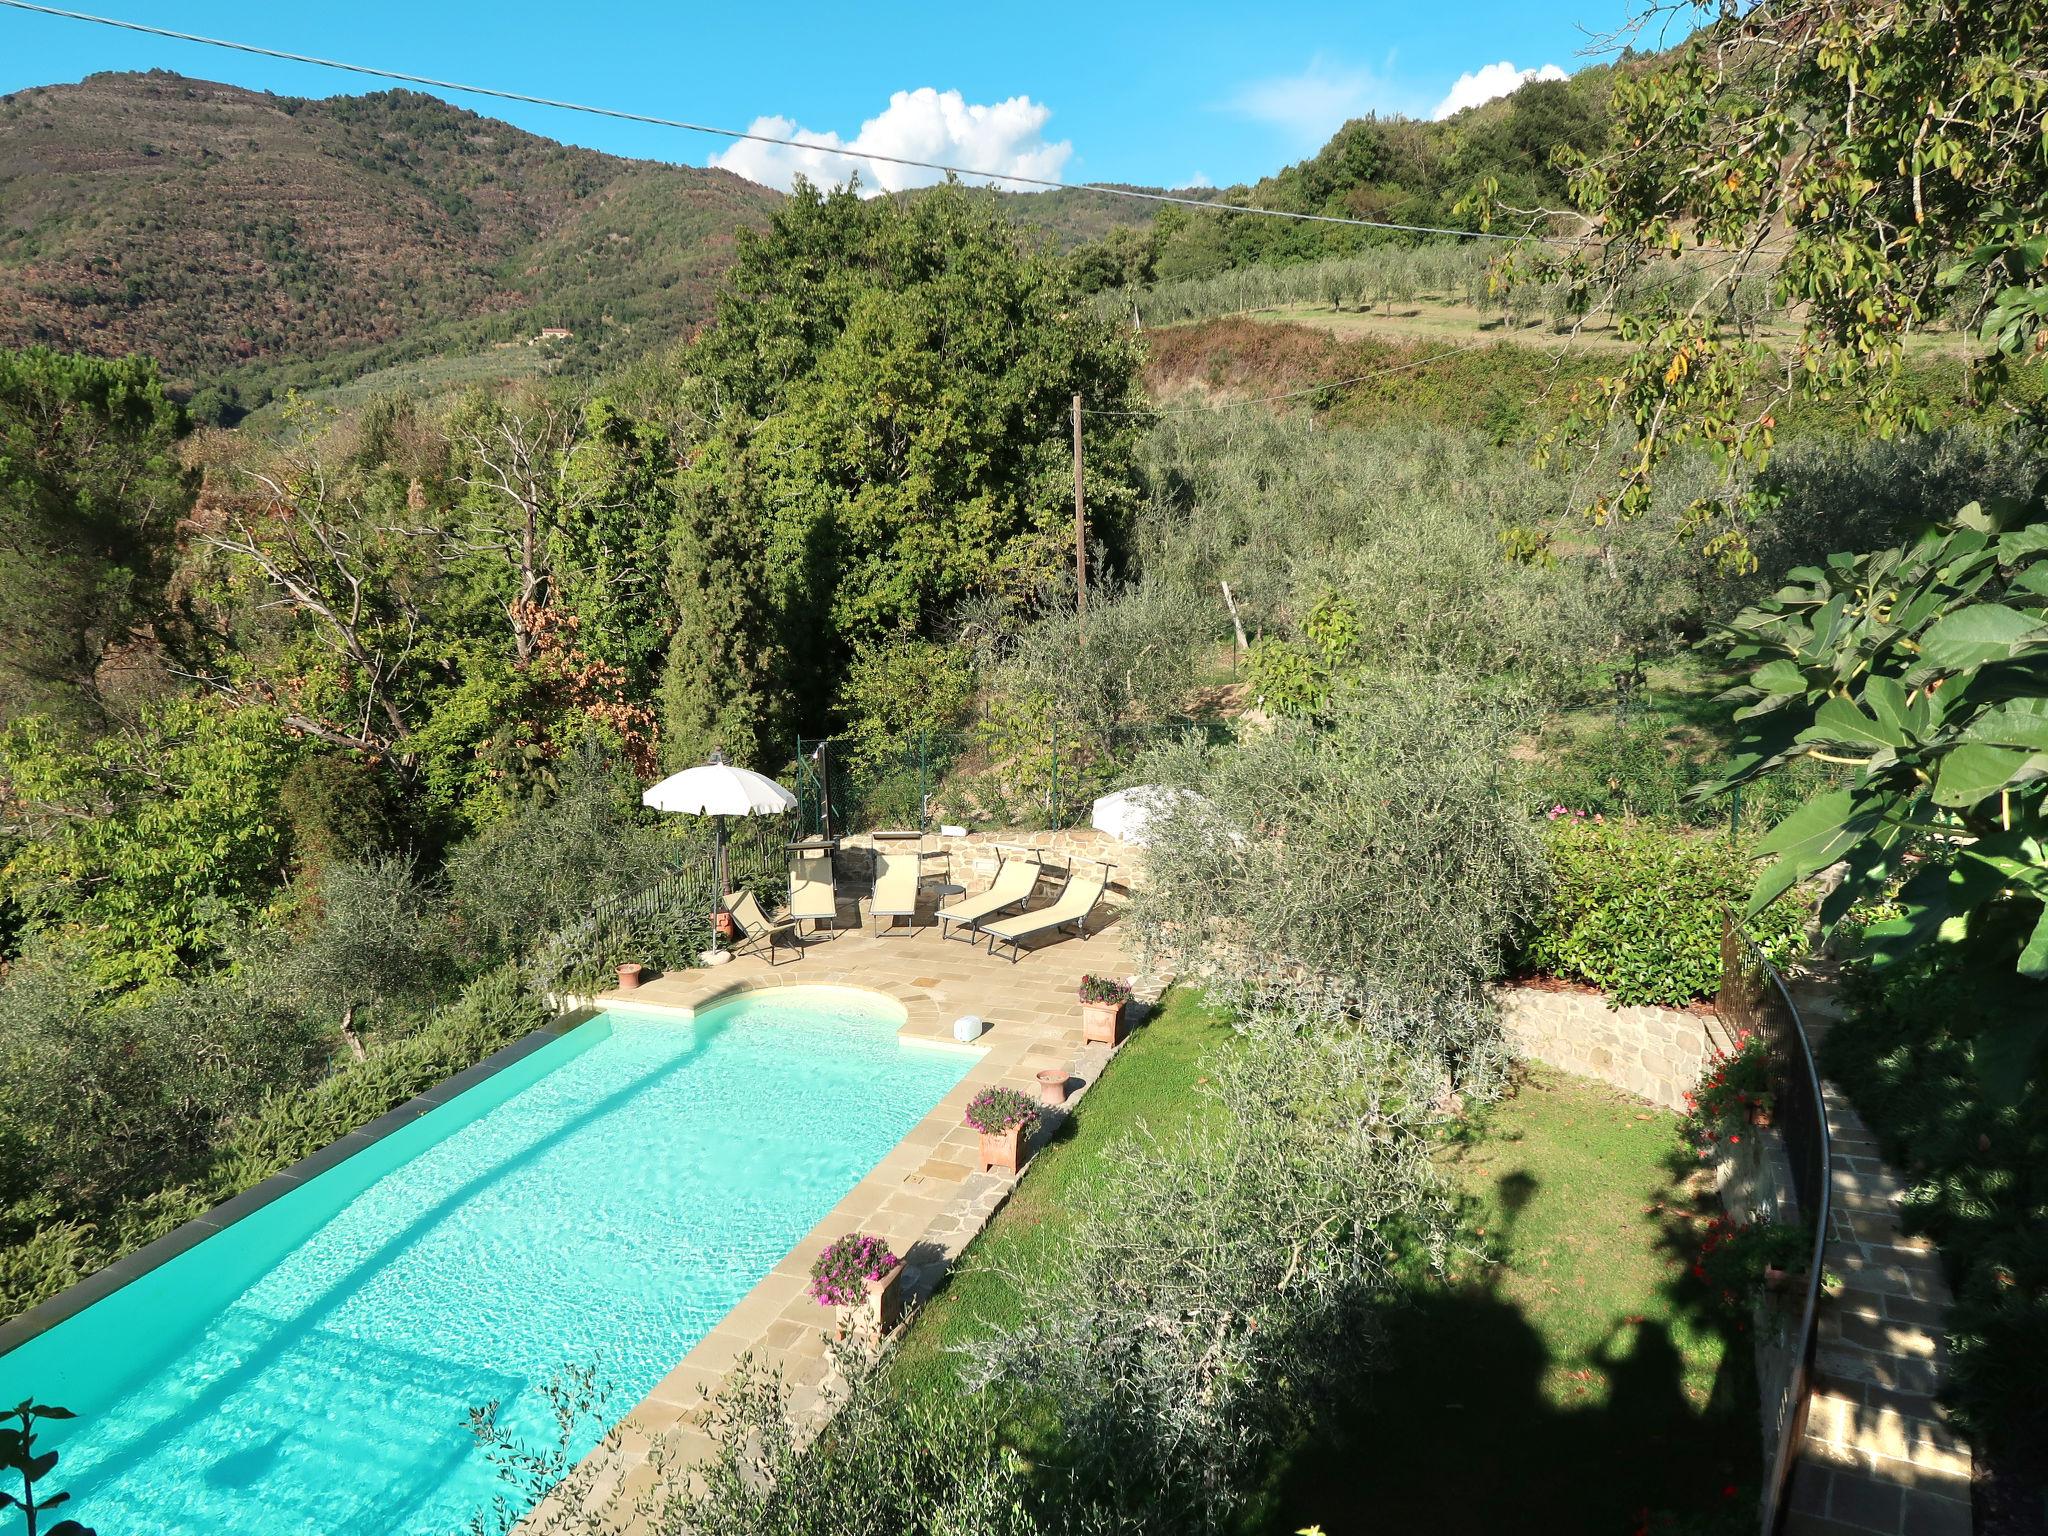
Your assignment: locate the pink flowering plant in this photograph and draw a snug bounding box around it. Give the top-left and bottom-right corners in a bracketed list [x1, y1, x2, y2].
[1544, 804, 1606, 824]
[964, 1085, 1039, 1136]
[1078, 974, 1132, 1006]
[808, 1232, 899, 1308]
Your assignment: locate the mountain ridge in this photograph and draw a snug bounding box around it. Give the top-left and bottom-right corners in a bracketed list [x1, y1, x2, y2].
[0, 70, 780, 400]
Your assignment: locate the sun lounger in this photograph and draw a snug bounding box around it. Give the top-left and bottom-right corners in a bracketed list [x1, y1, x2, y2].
[980, 861, 1112, 963]
[722, 887, 796, 966]
[788, 839, 839, 937]
[936, 847, 1043, 942]
[869, 831, 928, 935]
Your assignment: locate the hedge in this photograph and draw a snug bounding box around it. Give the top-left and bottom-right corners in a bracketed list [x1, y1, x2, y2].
[1520, 817, 1809, 1007]
[0, 964, 548, 1323]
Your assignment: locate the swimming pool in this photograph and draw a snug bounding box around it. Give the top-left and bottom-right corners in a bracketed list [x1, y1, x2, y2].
[0, 987, 977, 1536]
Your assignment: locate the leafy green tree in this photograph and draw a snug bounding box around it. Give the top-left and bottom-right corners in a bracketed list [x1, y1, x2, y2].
[831, 636, 975, 778]
[1535, 0, 2048, 554]
[0, 348, 192, 724]
[269, 855, 451, 1058]
[0, 953, 326, 1215]
[661, 181, 1144, 766]
[0, 699, 297, 986]
[1702, 493, 2048, 979]
[444, 744, 677, 962]
[1128, 683, 1545, 1084]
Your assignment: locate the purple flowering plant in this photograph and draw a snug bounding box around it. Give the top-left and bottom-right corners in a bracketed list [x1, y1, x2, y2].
[1078, 974, 1132, 1006]
[808, 1232, 899, 1308]
[964, 1084, 1039, 1136]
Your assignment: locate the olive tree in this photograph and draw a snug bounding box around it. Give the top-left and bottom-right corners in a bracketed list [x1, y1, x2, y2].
[961, 1015, 1455, 1532]
[1125, 682, 1546, 1085]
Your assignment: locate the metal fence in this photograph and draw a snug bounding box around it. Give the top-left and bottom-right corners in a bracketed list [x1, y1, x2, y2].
[1717, 912, 1832, 1536]
[794, 732, 963, 839]
[526, 817, 793, 993]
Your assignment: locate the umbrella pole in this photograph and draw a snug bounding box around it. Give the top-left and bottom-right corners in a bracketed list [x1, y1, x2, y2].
[715, 818, 729, 952]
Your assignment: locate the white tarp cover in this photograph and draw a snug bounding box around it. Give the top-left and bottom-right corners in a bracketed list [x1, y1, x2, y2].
[1091, 785, 1202, 847]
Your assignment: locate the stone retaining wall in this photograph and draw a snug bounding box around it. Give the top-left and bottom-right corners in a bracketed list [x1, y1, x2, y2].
[1495, 983, 1731, 1113]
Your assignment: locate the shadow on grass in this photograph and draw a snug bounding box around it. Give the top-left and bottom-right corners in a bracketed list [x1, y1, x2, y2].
[1275, 1147, 1759, 1536]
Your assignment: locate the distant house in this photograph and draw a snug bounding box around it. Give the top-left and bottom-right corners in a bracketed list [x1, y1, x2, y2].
[537, 326, 573, 341]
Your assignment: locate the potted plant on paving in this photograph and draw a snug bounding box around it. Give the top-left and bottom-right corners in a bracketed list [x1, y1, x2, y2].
[1693, 1215, 1815, 1310]
[1078, 975, 1133, 1045]
[808, 1233, 903, 1340]
[965, 1085, 1039, 1175]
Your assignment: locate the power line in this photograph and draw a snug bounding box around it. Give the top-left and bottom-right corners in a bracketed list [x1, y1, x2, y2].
[0, 0, 1537, 244]
[1088, 337, 1500, 417]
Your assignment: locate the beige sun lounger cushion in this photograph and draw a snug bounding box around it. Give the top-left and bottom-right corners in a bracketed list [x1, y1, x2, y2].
[871, 834, 924, 922]
[936, 851, 1042, 933]
[722, 888, 795, 964]
[980, 863, 1110, 951]
[788, 843, 838, 925]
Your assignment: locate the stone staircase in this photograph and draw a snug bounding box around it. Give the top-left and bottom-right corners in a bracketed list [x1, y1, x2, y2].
[1781, 980, 1974, 1536]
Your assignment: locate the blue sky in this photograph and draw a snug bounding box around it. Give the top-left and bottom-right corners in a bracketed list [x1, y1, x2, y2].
[0, 1, 1631, 191]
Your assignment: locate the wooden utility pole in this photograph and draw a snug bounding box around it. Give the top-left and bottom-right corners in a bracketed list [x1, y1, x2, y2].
[1072, 392, 1087, 642]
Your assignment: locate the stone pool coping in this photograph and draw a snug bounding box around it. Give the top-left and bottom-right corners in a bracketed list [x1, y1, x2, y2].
[0, 1004, 600, 1359]
[3, 901, 1149, 1530]
[534, 915, 1148, 1519]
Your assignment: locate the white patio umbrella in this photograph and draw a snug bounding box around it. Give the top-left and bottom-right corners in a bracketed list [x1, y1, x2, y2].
[642, 751, 798, 952]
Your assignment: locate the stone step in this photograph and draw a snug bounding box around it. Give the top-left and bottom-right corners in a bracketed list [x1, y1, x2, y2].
[1817, 1303, 1942, 1360]
[1813, 1344, 1940, 1401]
[1784, 1459, 1972, 1536]
[1802, 1388, 1972, 1481]
[1829, 1248, 1948, 1303]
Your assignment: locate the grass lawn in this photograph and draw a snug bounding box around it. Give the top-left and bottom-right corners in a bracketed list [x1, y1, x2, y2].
[885, 986, 1237, 1406]
[1276, 1065, 1760, 1535]
[884, 1009, 1758, 1535]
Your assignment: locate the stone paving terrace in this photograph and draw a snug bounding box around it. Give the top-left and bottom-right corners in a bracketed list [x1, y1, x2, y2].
[535, 880, 1149, 1521]
[1782, 977, 1973, 1536]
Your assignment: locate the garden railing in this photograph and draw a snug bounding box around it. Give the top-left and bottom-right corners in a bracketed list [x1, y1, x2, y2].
[525, 819, 791, 994]
[1717, 911, 1832, 1536]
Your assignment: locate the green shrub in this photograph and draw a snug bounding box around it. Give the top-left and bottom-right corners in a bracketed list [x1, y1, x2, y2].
[0, 957, 329, 1213]
[206, 963, 546, 1196]
[832, 638, 975, 778]
[961, 1014, 1454, 1531]
[0, 1217, 93, 1322]
[277, 752, 412, 871]
[445, 746, 679, 962]
[1520, 819, 1808, 1007]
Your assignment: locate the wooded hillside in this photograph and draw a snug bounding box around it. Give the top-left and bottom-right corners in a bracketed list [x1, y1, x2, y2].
[0, 72, 780, 402]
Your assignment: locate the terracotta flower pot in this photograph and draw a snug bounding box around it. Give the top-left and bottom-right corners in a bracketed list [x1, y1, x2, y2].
[978, 1122, 1026, 1175]
[1080, 997, 1124, 1046]
[1762, 1264, 1804, 1294]
[617, 962, 645, 991]
[864, 1262, 904, 1336]
[1748, 1103, 1774, 1129]
[1036, 1067, 1069, 1107]
[713, 910, 738, 941]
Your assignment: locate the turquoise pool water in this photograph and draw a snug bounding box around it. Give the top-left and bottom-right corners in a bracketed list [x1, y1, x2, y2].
[0, 987, 976, 1536]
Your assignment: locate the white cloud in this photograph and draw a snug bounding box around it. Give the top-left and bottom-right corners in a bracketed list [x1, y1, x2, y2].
[1223, 54, 1399, 147]
[1430, 61, 1568, 121]
[708, 88, 1071, 196]
[1182, 172, 1213, 189]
